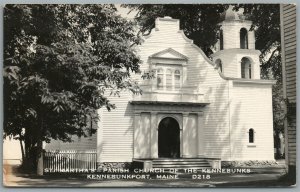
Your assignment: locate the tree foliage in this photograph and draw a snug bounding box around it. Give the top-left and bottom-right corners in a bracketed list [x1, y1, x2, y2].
[4, 4, 142, 170]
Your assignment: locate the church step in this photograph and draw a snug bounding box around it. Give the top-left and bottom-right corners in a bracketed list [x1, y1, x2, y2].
[133, 158, 213, 169]
[153, 164, 210, 168]
[152, 162, 210, 166]
[151, 158, 212, 169]
[152, 160, 209, 163]
[153, 162, 210, 168]
[152, 158, 211, 162]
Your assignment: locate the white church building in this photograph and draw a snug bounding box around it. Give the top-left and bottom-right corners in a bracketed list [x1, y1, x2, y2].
[45, 9, 275, 170]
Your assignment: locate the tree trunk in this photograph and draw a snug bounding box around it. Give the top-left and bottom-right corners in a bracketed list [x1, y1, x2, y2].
[20, 133, 36, 173]
[36, 110, 44, 175]
[19, 138, 25, 162]
[36, 140, 43, 175]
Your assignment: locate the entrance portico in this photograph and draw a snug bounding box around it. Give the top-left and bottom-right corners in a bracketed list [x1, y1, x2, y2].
[131, 101, 208, 159]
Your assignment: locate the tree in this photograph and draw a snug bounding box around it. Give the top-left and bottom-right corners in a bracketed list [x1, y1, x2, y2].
[4, 4, 142, 172]
[126, 4, 284, 156]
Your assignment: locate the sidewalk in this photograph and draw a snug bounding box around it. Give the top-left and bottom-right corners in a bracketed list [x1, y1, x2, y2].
[3, 164, 291, 187]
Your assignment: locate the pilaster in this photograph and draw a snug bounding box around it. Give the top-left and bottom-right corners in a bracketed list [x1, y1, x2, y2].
[182, 112, 189, 158]
[197, 112, 204, 157]
[133, 112, 141, 158]
[150, 112, 158, 158]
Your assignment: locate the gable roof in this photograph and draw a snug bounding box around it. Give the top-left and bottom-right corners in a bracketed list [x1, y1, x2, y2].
[149, 48, 188, 61]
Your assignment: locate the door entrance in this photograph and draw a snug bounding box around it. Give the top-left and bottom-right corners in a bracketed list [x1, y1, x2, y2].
[158, 117, 180, 158]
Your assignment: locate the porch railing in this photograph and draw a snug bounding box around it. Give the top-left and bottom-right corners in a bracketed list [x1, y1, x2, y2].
[43, 150, 97, 173]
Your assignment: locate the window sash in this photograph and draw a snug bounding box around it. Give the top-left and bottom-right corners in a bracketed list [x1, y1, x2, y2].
[156, 68, 181, 90]
[166, 70, 172, 90]
[157, 70, 164, 89]
[249, 129, 254, 143]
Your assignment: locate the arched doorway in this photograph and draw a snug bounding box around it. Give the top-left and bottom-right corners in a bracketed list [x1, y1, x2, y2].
[158, 117, 180, 158]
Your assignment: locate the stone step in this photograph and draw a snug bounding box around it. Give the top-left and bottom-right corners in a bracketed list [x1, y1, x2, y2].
[133, 158, 214, 170]
[153, 161, 209, 164]
[152, 158, 210, 162]
[153, 163, 210, 167]
[153, 164, 211, 168]
[153, 159, 211, 169]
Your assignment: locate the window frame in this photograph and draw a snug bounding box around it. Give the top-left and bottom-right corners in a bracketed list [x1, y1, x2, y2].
[241, 57, 252, 79]
[174, 69, 181, 90]
[155, 67, 182, 91]
[156, 68, 164, 90]
[249, 128, 254, 143]
[240, 28, 249, 49]
[166, 69, 173, 90]
[247, 128, 256, 147]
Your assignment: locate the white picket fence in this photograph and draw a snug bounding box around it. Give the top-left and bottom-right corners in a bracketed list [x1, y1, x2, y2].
[44, 150, 97, 173]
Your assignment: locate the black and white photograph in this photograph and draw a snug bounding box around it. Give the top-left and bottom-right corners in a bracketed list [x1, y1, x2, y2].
[2, 3, 297, 187]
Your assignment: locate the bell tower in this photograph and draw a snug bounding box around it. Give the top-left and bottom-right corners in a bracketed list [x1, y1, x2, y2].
[211, 6, 261, 79]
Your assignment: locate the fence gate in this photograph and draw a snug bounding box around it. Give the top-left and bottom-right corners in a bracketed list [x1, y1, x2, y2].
[43, 150, 97, 173]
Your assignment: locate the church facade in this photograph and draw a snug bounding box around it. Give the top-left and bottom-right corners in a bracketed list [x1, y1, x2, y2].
[45, 11, 275, 168]
[97, 14, 275, 164]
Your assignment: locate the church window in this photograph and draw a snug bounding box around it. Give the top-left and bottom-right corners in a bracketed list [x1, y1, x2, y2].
[157, 69, 164, 90]
[166, 69, 172, 90]
[241, 57, 251, 79]
[174, 70, 181, 89]
[249, 128, 254, 143]
[240, 28, 248, 49]
[156, 68, 181, 90]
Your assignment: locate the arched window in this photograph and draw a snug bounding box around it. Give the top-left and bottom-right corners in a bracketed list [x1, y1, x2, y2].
[241, 57, 251, 79]
[215, 59, 223, 73]
[240, 28, 248, 49]
[157, 69, 164, 90]
[174, 70, 181, 89]
[220, 30, 224, 50]
[249, 128, 254, 143]
[166, 69, 172, 90]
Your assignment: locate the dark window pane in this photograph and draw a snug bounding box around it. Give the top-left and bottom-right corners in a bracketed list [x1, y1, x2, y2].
[166, 69, 172, 90]
[249, 129, 254, 143]
[240, 28, 248, 49]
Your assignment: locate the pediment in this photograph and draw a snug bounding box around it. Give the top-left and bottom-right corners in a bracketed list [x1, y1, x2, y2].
[149, 48, 188, 61]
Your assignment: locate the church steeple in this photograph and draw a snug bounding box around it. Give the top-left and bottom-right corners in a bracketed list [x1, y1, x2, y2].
[211, 6, 261, 80]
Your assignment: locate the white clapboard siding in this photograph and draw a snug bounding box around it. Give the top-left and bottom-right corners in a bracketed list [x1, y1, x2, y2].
[281, 4, 296, 167]
[44, 133, 97, 151]
[230, 83, 274, 160]
[222, 21, 255, 50]
[282, 4, 296, 104]
[99, 90, 134, 162]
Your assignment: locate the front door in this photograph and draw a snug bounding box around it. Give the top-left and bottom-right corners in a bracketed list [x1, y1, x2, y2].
[158, 117, 180, 158]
